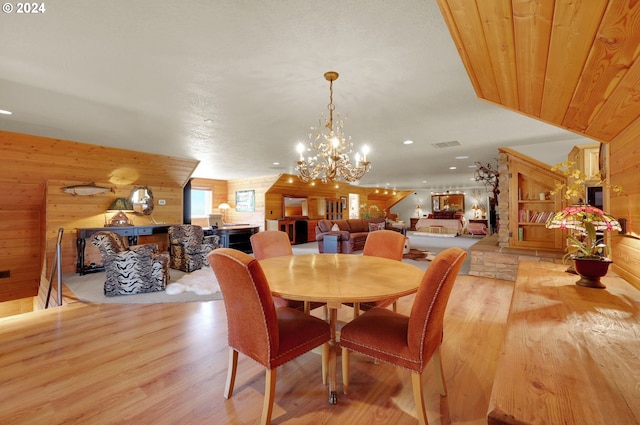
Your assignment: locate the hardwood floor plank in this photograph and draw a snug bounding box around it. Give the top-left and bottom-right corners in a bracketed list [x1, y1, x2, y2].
[0, 275, 512, 424]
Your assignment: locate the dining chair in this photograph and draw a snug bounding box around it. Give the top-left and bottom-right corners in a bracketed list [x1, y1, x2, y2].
[208, 248, 330, 425]
[339, 247, 467, 425]
[250, 230, 318, 313]
[351, 229, 406, 317]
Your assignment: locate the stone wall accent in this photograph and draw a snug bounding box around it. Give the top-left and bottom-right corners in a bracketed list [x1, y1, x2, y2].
[498, 151, 510, 248]
[469, 235, 563, 281]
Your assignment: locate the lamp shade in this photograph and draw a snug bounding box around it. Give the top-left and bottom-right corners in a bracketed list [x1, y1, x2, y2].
[546, 204, 621, 232]
[218, 203, 231, 210]
[107, 197, 134, 212]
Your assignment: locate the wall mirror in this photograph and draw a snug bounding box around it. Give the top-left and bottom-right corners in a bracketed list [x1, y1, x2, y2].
[283, 195, 308, 218]
[129, 186, 154, 215]
[431, 193, 464, 212]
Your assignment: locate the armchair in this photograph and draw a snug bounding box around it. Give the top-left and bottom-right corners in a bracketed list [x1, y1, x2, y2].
[168, 225, 220, 272]
[91, 231, 170, 296]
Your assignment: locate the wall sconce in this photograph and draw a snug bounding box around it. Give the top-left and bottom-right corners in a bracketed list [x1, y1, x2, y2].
[105, 198, 134, 227]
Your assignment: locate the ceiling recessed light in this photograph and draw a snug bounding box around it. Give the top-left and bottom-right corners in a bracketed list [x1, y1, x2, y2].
[455, 155, 469, 159]
[272, 162, 279, 165]
[203, 118, 213, 123]
[0, 109, 13, 115]
[449, 166, 457, 170]
[422, 180, 427, 183]
[468, 164, 477, 168]
[403, 140, 414, 145]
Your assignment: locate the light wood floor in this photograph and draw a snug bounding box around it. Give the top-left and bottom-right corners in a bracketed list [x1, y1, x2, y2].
[0, 275, 513, 425]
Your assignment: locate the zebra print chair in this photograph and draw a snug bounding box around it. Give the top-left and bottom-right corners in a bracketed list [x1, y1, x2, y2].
[91, 231, 170, 296]
[168, 225, 220, 272]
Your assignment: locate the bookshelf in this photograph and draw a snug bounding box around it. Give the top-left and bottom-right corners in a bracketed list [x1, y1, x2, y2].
[504, 149, 566, 251]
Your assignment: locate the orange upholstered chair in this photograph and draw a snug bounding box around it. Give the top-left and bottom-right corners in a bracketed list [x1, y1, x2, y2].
[250, 230, 318, 313]
[340, 247, 467, 425]
[208, 248, 330, 425]
[350, 229, 406, 317]
[250, 230, 293, 260]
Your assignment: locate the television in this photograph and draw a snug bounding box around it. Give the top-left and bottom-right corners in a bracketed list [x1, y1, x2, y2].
[587, 186, 603, 209]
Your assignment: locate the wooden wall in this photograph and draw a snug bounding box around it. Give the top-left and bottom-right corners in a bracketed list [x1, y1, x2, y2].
[609, 133, 640, 289]
[264, 174, 412, 221]
[0, 130, 198, 304]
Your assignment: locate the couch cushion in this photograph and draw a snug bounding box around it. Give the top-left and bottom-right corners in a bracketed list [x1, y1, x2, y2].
[347, 219, 367, 233]
[317, 220, 333, 233]
[333, 220, 350, 231]
[368, 221, 386, 232]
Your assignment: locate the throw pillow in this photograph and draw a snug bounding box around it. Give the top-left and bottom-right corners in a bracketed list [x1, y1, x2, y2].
[331, 223, 340, 231]
[368, 222, 385, 232]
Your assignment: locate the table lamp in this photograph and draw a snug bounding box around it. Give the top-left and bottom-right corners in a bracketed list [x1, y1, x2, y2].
[218, 202, 230, 224]
[105, 197, 134, 227]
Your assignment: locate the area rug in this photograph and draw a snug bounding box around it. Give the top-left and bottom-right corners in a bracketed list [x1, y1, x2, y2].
[166, 267, 220, 295]
[63, 268, 222, 304]
[403, 248, 432, 262]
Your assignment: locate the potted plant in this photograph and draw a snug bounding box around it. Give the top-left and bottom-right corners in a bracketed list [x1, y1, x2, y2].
[545, 161, 623, 288]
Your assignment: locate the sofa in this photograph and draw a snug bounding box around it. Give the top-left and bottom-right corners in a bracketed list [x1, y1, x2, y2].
[316, 217, 388, 254]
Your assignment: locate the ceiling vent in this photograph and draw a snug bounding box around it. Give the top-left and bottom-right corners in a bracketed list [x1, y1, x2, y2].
[432, 140, 461, 148]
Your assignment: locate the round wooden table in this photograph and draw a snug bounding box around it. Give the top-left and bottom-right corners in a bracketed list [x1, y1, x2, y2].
[259, 253, 424, 404]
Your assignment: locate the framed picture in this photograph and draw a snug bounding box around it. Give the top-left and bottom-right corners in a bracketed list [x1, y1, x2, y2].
[235, 190, 255, 212]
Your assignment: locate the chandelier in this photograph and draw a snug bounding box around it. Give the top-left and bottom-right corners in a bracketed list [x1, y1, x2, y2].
[295, 71, 371, 183]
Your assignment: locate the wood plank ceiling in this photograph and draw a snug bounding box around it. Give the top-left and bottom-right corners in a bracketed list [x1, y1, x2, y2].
[435, 0, 640, 145]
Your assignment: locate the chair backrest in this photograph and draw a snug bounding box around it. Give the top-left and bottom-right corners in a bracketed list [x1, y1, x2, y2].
[407, 247, 467, 369]
[362, 229, 405, 261]
[91, 231, 128, 255]
[250, 231, 293, 260]
[207, 248, 279, 367]
[168, 225, 204, 247]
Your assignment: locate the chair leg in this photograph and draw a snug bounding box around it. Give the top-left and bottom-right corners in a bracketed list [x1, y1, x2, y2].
[341, 348, 350, 394]
[304, 301, 310, 314]
[433, 347, 447, 396]
[411, 372, 429, 425]
[392, 300, 397, 312]
[224, 348, 238, 399]
[261, 368, 277, 425]
[353, 302, 360, 319]
[322, 342, 329, 385]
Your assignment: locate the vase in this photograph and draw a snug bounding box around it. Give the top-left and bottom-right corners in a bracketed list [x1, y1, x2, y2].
[573, 257, 612, 289]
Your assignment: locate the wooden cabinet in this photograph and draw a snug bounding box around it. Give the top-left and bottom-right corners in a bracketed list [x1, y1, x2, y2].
[505, 149, 566, 251]
[568, 142, 600, 182]
[307, 219, 318, 242]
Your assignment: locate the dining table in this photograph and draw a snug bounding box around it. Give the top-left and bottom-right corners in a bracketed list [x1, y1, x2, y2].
[259, 253, 424, 405]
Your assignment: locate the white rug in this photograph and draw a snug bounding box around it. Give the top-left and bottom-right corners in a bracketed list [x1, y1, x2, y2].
[166, 267, 220, 295]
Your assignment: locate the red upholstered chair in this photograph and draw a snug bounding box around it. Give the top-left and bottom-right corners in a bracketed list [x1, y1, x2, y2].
[350, 229, 406, 317]
[207, 248, 330, 425]
[339, 247, 468, 425]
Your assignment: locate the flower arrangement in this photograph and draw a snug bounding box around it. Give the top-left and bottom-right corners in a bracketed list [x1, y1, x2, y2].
[360, 204, 381, 219]
[545, 161, 622, 261]
[546, 204, 621, 260]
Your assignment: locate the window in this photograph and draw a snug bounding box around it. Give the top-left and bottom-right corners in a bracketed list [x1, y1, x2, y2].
[190, 189, 212, 218]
